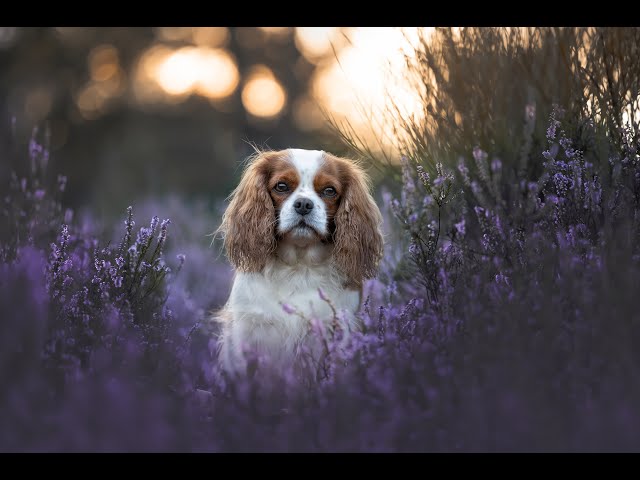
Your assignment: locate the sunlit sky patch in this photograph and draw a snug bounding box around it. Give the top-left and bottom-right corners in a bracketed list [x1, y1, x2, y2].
[308, 27, 430, 153]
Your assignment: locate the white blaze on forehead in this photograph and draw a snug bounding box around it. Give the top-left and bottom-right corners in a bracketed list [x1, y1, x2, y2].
[287, 149, 324, 188]
[278, 149, 328, 238]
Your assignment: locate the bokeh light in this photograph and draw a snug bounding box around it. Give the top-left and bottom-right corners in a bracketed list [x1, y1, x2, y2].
[193, 49, 240, 99]
[75, 44, 126, 119]
[155, 47, 200, 96]
[89, 45, 119, 82]
[135, 46, 240, 103]
[101, 27, 434, 150]
[76, 83, 106, 119]
[9, 28, 442, 155]
[241, 65, 287, 119]
[259, 27, 291, 36]
[132, 45, 173, 105]
[310, 27, 429, 153]
[155, 27, 193, 42]
[294, 27, 343, 64]
[192, 27, 230, 48]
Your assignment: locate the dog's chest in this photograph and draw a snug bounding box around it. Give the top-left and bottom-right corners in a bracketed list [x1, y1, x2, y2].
[229, 262, 360, 332]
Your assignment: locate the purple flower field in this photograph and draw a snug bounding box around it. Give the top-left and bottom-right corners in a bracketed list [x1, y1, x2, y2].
[2, 98, 640, 451]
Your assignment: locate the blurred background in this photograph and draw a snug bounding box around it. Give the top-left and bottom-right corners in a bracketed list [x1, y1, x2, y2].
[4, 27, 635, 286]
[0, 27, 421, 223]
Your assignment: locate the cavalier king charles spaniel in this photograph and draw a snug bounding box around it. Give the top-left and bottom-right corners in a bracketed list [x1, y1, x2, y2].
[214, 148, 383, 376]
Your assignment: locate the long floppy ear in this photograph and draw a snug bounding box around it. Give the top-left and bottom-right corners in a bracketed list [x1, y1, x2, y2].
[332, 158, 384, 288]
[217, 153, 276, 272]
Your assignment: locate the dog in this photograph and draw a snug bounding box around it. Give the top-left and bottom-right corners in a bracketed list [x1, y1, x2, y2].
[214, 148, 384, 377]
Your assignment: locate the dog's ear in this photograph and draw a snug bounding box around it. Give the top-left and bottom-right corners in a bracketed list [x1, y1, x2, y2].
[332, 157, 384, 288]
[217, 152, 276, 272]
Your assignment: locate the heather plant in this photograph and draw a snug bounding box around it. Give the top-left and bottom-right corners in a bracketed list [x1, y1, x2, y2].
[44, 209, 181, 383]
[312, 101, 640, 450]
[317, 27, 640, 451]
[4, 106, 640, 450]
[0, 131, 203, 450]
[339, 28, 640, 178]
[0, 127, 69, 262]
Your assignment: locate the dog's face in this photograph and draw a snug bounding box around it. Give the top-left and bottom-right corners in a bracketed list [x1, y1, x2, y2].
[218, 148, 384, 287]
[269, 149, 341, 245]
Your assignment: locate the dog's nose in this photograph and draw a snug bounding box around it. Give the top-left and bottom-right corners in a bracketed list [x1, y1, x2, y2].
[294, 197, 314, 216]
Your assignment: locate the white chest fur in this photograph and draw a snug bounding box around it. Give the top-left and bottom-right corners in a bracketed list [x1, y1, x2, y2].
[216, 242, 361, 374]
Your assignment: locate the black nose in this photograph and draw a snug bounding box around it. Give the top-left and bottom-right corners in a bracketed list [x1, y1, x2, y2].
[294, 197, 314, 216]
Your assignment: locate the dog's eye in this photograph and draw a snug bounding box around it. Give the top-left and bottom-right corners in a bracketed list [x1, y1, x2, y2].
[323, 187, 337, 197]
[274, 182, 289, 193]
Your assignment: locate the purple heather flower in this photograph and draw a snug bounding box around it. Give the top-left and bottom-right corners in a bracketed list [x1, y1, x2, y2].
[433, 176, 445, 187]
[28, 138, 43, 160]
[158, 219, 171, 244]
[416, 165, 430, 186]
[58, 175, 67, 192]
[559, 136, 571, 150]
[546, 194, 559, 205]
[550, 143, 559, 158]
[473, 146, 488, 163]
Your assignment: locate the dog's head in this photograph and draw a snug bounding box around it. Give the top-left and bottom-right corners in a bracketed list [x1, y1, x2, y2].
[217, 148, 384, 287]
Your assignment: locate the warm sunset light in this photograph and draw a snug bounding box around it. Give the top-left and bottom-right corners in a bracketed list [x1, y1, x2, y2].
[76, 83, 105, 119]
[194, 49, 240, 99]
[132, 45, 173, 104]
[241, 65, 287, 119]
[131, 26, 433, 148]
[89, 44, 119, 82]
[75, 44, 126, 119]
[259, 27, 291, 36]
[294, 27, 342, 64]
[155, 47, 200, 96]
[309, 27, 429, 153]
[155, 27, 192, 42]
[151, 46, 240, 100]
[192, 27, 230, 47]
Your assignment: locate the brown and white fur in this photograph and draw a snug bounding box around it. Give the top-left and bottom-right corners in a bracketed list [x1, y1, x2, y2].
[214, 148, 383, 376]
